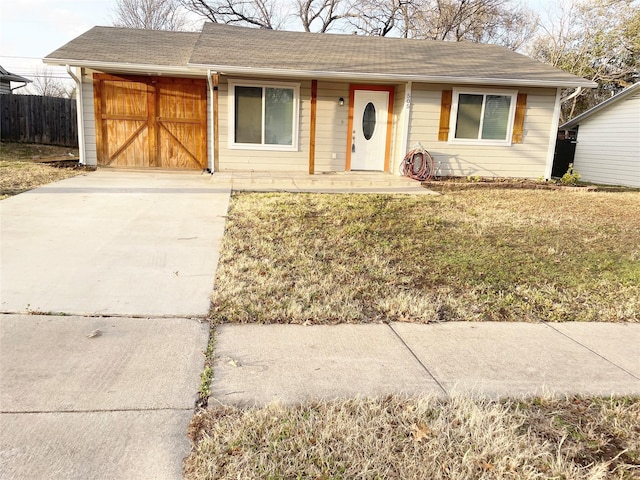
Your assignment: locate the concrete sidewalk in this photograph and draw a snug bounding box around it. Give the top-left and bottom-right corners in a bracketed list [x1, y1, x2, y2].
[0, 314, 209, 479]
[210, 322, 640, 406]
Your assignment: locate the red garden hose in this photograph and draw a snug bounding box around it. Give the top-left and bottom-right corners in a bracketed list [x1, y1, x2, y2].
[401, 143, 435, 181]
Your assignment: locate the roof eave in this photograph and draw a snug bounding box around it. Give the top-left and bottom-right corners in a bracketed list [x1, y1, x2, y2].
[1, 75, 32, 83]
[42, 57, 597, 89]
[43, 58, 204, 77]
[188, 63, 597, 89]
[560, 82, 640, 129]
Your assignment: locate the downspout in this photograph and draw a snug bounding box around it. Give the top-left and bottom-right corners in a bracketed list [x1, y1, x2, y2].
[561, 86, 583, 104]
[66, 65, 85, 165]
[544, 87, 563, 180]
[10, 83, 29, 93]
[559, 87, 583, 137]
[206, 69, 217, 173]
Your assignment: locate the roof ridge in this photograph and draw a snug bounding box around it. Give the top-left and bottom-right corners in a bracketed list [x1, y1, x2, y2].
[199, 21, 509, 50]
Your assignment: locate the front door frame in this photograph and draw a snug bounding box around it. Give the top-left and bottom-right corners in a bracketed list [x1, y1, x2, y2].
[345, 84, 395, 172]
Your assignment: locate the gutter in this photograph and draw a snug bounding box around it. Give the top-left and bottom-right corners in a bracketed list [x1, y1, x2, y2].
[45, 58, 200, 77]
[66, 65, 86, 165]
[187, 63, 598, 89]
[561, 82, 640, 129]
[44, 57, 597, 90]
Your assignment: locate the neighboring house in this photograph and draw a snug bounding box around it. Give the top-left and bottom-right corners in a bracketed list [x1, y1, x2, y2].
[559, 83, 640, 188]
[44, 24, 594, 177]
[0, 65, 31, 95]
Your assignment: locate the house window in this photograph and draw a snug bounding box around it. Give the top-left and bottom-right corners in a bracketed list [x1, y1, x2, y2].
[229, 80, 299, 151]
[450, 90, 517, 145]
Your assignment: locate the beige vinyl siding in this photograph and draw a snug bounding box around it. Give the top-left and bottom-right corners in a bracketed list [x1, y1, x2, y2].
[218, 77, 311, 172]
[218, 78, 352, 172]
[408, 83, 556, 178]
[81, 68, 97, 166]
[314, 81, 350, 172]
[572, 93, 640, 188]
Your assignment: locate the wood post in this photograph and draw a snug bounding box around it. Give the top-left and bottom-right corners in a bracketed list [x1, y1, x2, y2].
[309, 79, 318, 175]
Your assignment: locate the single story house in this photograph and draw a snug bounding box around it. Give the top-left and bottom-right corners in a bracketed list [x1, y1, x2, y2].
[0, 65, 32, 95]
[44, 23, 595, 178]
[559, 83, 639, 188]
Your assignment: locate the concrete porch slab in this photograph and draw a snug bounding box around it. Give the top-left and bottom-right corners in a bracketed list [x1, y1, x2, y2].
[221, 171, 436, 194]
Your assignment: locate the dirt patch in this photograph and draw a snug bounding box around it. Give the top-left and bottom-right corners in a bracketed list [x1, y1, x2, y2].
[422, 176, 600, 193]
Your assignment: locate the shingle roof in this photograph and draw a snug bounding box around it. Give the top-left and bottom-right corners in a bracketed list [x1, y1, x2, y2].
[0, 65, 32, 83]
[44, 23, 595, 88]
[45, 26, 200, 67]
[189, 23, 593, 87]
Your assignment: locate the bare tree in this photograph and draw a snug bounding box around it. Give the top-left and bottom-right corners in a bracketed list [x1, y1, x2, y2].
[179, 0, 538, 46]
[346, 0, 418, 36]
[113, 0, 189, 30]
[297, 0, 350, 32]
[408, 0, 538, 50]
[530, 0, 640, 121]
[180, 0, 284, 28]
[21, 67, 73, 98]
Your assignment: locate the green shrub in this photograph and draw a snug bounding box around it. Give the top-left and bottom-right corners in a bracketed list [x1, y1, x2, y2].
[560, 163, 581, 185]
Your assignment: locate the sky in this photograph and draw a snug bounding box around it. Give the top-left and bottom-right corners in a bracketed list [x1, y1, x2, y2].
[0, 0, 556, 92]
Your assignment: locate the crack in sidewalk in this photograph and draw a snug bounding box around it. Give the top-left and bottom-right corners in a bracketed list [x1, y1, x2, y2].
[543, 322, 640, 381]
[387, 323, 449, 396]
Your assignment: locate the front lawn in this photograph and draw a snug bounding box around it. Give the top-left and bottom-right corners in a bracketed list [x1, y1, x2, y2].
[210, 190, 639, 324]
[186, 395, 640, 479]
[0, 142, 82, 199]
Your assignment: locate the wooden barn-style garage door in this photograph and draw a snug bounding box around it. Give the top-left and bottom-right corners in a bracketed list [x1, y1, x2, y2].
[93, 73, 207, 169]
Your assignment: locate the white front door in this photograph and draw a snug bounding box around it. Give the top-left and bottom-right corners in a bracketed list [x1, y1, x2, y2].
[350, 89, 389, 171]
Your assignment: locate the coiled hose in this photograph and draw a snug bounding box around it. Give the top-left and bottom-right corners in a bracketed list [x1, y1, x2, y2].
[400, 143, 435, 181]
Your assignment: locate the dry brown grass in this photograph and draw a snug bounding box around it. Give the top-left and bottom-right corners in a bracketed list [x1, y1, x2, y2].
[0, 142, 83, 199]
[210, 190, 640, 324]
[185, 395, 640, 479]
[0, 141, 78, 162]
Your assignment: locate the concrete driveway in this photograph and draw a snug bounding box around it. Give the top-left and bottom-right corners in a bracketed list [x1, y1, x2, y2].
[1, 170, 231, 479]
[1, 170, 231, 317]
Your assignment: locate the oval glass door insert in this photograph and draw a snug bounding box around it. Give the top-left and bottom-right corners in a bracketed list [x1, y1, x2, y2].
[362, 102, 376, 140]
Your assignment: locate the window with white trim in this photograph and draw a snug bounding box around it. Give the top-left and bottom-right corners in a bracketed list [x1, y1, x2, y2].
[450, 89, 517, 145]
[229, 80, 300, 151]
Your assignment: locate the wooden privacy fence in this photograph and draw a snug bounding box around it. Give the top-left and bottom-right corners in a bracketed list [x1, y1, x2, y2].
[0, 94, 78, 147]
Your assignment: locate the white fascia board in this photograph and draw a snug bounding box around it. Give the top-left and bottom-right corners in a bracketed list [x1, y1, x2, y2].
[43, 57, 597, 89]
[43, 58, 207, 77]
[187, 63, 598, 89]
